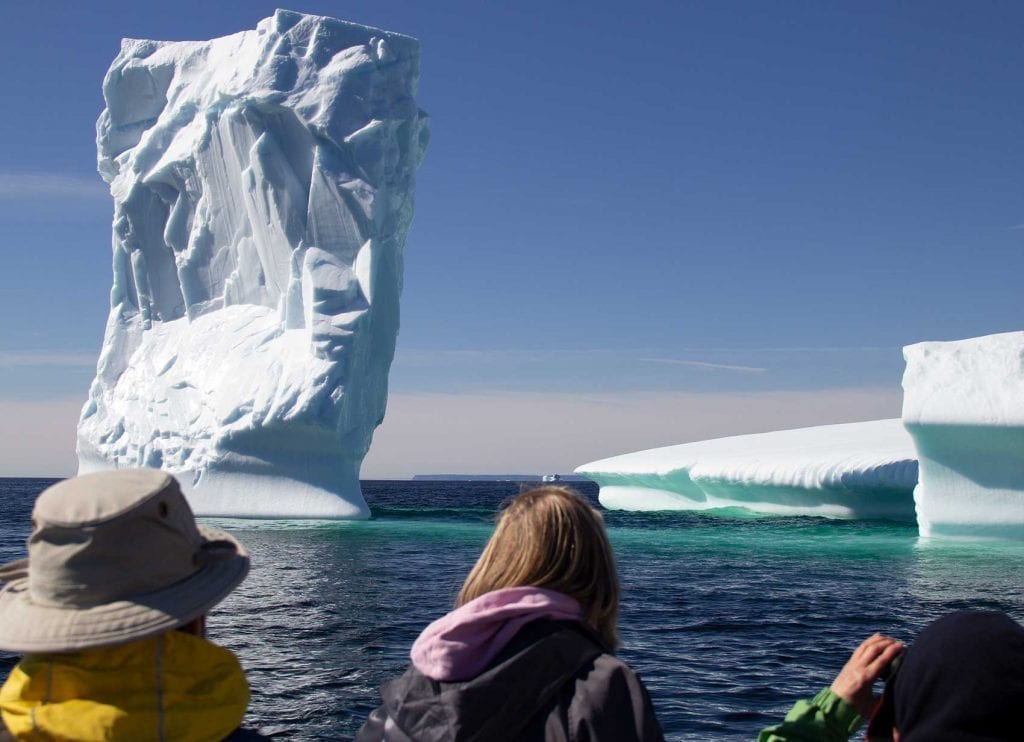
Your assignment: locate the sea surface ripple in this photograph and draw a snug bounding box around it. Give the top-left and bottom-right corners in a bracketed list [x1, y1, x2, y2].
[2, 478, 1023, 740]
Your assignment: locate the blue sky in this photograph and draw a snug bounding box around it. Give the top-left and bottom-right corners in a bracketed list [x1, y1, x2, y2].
[1, 1, 1021, 476]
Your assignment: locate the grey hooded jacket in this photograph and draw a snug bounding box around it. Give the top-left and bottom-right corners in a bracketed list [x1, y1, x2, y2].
[355, 620, 664, 742]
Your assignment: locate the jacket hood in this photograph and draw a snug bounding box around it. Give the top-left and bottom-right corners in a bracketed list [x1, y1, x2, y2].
[383, 619, 604, 742]
[411, 586, 583, 682]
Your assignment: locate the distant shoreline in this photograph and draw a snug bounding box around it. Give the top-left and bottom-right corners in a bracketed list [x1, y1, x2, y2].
[411, 474, 589, 482]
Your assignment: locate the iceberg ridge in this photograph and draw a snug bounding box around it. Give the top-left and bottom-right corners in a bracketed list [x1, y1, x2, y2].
[575, 419, 918, 520]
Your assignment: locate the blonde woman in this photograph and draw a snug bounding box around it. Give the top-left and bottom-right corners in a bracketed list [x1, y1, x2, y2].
[357, 486, 664, 742]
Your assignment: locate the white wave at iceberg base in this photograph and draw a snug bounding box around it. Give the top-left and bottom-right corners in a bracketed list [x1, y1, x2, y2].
[78, 450, 369, 519]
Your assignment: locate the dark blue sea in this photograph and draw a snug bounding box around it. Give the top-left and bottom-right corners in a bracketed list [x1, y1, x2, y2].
[2, 477, 1023, 740]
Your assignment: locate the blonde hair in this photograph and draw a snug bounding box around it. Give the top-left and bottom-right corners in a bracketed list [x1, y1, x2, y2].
[457, 486, 621, 649]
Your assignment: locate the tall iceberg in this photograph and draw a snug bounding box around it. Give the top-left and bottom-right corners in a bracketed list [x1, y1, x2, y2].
[77, 10, 429, 518]
[903, 332, 1024, 539]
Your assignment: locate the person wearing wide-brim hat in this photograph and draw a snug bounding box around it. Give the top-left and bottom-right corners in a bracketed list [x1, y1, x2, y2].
[0, 468, 253, 741]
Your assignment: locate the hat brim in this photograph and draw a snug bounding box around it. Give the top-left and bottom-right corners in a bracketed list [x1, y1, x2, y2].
[0, 527, 249, 653]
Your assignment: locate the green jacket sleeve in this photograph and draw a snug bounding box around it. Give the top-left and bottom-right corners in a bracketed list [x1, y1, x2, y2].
[757, 687, 863, 742]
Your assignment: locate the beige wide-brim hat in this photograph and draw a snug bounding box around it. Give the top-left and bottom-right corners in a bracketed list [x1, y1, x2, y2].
[0, 468, 250, 653]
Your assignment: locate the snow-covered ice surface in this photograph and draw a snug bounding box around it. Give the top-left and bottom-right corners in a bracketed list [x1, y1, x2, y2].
[77, 10, 429, 518]
[575, 419, 918, 520]
[903, 332, 1024, 539]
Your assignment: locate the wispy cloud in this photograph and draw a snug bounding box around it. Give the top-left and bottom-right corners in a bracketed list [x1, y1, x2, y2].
[400, 348, 768, 372]
[667, 346, 896, 353]
[395, 348, 615, 367]
[639, 357, 767, 373]
[0, 172, 107, 200]
[0, 352, 97, 368]
[396, 346, 893, 364]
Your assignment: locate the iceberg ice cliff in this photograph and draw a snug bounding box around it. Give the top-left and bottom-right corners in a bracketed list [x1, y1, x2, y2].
[575, 419, 918, 520]
[577, 331, 1024, 539]
[903, 332, 1024, 539]
[77, 10, 429, 518]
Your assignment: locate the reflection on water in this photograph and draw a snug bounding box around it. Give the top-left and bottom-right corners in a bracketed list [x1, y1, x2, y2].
[900, 538, 1024, 614]
[211, 520, 487, 737]
[2, 479, 1023, 740]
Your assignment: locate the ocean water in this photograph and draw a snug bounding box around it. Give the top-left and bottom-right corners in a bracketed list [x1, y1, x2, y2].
[2, 477, 1024, 741]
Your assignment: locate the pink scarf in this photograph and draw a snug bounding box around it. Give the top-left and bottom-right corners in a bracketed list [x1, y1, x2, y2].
[410, 586, 583, 681]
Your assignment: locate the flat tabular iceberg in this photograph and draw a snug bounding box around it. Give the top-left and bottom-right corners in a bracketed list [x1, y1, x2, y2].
[77, 10, 429, 518]
[577, 332, 1024, 539]
[903, 332, 1024, 539]
[575, 419, 918, 520]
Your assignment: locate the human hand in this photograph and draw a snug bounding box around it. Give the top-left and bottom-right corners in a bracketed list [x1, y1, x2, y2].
[830, 633, 904, 719]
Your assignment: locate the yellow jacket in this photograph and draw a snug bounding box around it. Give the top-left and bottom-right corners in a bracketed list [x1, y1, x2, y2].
[0, 631, 249, 741]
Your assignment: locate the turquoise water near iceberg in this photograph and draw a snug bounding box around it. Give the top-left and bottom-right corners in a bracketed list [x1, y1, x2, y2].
[2, 478, 1023, 740]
